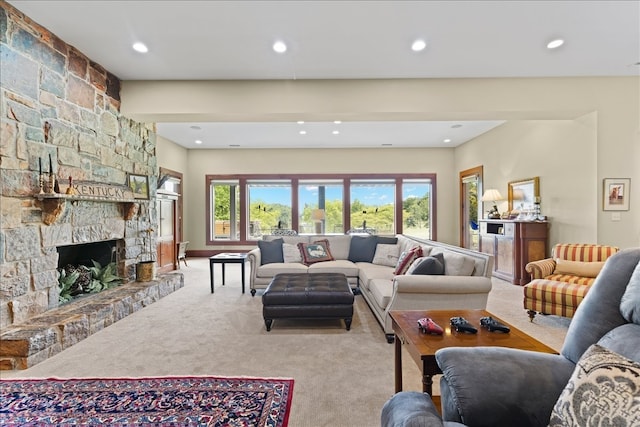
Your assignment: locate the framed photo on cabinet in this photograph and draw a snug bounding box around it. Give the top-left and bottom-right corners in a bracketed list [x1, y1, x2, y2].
[603, 178, 630, 211]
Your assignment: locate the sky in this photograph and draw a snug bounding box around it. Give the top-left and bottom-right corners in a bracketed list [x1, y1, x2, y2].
[249, 183, 429, 207]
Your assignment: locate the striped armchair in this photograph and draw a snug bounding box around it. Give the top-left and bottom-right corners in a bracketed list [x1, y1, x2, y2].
[523, 243, 619, 320]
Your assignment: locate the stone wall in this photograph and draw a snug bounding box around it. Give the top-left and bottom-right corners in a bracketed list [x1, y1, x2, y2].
[0, 2, 158, 328]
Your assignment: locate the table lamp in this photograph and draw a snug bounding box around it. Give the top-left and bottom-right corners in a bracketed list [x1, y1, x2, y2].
[481, 189, 503, 219]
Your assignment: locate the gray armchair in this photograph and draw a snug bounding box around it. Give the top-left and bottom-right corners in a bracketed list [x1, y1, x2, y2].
[382, 248, 640, 427]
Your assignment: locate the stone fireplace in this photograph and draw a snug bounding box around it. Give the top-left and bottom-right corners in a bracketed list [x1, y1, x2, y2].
[0, 2, 183, 370]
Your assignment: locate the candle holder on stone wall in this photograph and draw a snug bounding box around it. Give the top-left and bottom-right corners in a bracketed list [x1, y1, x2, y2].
[48, 173, 56, 194]
[65, 176, 77, 195]
[39, 175, 45, 195]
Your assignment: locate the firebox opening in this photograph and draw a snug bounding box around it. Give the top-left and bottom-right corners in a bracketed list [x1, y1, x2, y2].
[57, 240, 118, 269]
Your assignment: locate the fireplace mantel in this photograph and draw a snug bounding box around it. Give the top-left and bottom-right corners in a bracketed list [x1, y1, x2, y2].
[36, 194, 140, 225]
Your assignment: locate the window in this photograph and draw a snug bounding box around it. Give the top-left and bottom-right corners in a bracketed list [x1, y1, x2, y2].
[206, 174, 436, 243]
[299, 180, 343, 234]
[247, 180, 292, 238]
[350, 180, 395, 234]
[211, 180, 240, 240]
[402, 179, 432, 239]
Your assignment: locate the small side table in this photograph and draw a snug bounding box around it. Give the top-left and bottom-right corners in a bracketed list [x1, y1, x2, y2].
[209, 253, 247, 294]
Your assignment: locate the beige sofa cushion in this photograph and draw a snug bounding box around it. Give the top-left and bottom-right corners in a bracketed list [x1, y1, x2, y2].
[358, 263, 395, 290]
[256, 263, 308, 278]
[283, 243, 303, 263]
[308, 260, 359, 276]
[554, 259, 605, 278]
[368, 279, 394, 310]
[322, 235, 352, 260]
[372, 244, 400, 267]
[431, 248, 476, 276]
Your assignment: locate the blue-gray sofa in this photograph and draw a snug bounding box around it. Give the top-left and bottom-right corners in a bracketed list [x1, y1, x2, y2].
[382, 248, 640, 427]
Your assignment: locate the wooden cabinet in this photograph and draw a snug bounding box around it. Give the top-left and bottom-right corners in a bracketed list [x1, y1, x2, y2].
[479, 220, 549, 285]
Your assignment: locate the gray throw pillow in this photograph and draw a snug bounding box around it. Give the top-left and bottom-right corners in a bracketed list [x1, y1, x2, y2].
[376, 236, 398, 245]
[409, 253, 445, 275]
[258, 238, 284, 265]
[620, 260, 640, 324]
[348, 235, 378, 263]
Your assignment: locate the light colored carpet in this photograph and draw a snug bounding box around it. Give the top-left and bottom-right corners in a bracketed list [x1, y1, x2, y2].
[0, 257, 569, 426]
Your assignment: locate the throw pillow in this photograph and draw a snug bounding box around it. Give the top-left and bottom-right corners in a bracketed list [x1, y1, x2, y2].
[377, 236, 399, 245]
[372, 244, 400, 267]
[258, 238, 284, 265]
[298, 241, 334, 265]
[394, 246, 424, 275]
[431, 249, 476, 276]
[282, 243, 303, 263]
[554, 259, 605, 278]
[407, 253, 445, 275]
[620, 260, 640, 324]
[348, 235, 379, 263]
[548, 344, 640, 427]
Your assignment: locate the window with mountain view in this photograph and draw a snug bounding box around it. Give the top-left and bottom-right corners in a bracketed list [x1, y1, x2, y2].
[206, 174, 435, 243]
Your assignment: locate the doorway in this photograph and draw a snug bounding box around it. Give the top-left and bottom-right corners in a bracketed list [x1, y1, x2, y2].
[459, 166, 483, 250]
[157, 167, 183, 272]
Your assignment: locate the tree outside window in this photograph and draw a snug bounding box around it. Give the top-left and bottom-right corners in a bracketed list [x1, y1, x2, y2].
[402, 179, 431, 239]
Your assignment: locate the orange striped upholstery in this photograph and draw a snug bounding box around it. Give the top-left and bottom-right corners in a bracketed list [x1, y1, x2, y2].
[525, 258, 556, 280]
[523, 243, 619, 320]
[552, 243, 619, 262]
[524, 279, 590, 318]
[543, 274, 595, 286]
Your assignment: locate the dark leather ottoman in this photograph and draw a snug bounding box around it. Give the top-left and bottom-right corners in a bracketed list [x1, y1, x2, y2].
[262, 273, 354, 331]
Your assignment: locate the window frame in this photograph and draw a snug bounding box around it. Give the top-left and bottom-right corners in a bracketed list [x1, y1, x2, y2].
[205, 173, 437, 245]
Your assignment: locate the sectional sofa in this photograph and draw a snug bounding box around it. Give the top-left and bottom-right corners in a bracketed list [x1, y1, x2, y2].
[247, 234, 494, 342]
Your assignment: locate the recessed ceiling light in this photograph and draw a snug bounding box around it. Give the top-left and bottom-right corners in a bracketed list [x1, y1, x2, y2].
[382, 143, 393, 147]
[451, 124, 462, 129]
[443, 138, 452, 143]
[299, 130, 307, 135]
[297, 121, 305, 124]
[273, 40, 287, 53]
[332, 130, 340, 135]
[547, 39, 564, 49]
[411, 39, 427, 52]
[132, 42, 148, 53]
[195, 140, 203, 144]
[229, 144, 240, 147]
[190, 125, 201, 130]
[334, 120, 342, 124]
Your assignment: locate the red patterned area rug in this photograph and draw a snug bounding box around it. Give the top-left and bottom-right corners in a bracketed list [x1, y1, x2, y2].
[0, 375, 294, 426]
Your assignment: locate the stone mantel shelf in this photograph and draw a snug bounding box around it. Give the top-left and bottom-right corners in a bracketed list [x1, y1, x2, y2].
[35, 194, 140, 225]
[36, 193, 138, 203]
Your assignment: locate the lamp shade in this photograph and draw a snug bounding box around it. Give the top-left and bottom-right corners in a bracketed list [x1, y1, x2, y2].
[481, 189, 503, 202]
[311, 209, 325, 221]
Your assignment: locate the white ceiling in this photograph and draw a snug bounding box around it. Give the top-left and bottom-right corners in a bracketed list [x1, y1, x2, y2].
[8, 1, 639, 149]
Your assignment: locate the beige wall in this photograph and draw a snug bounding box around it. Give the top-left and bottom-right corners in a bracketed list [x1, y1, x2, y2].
[123, 76, 640, 250]
[185, 148, 455, 250]
[455, 114, 598, 245]
[157, 135, 188, 175]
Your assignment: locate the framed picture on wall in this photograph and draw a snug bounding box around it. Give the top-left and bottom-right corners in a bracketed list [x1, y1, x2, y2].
[603, 178, 630, 211]
[128, 174, 150, 200]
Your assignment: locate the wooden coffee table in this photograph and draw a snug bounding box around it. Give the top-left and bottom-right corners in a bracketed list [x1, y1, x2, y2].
[390, 309, 558, 395]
